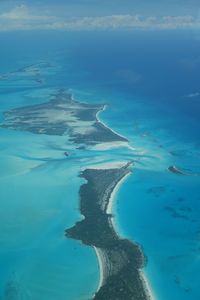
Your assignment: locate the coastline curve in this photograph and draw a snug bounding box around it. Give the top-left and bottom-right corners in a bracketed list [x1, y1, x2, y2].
[65, 162, 153, 300]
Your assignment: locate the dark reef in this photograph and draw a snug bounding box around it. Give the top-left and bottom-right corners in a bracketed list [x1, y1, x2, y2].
[65, 163, 150, 300]
[168, 165, 200, 176]
[168, 166, 186, 175]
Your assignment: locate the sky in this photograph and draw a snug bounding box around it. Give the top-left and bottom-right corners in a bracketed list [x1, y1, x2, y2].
[0, 0, 199, 31]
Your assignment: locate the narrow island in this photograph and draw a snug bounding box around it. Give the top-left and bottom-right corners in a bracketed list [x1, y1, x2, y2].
[168, 165, 200, 176]
[65, 162, 151, 300]
[168, 166, 186, 175]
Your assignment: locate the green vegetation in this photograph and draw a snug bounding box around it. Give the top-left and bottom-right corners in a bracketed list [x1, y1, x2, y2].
[65, 163, 150, 300]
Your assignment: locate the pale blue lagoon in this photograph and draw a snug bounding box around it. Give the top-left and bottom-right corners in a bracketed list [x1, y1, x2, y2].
[0, 31, 200, 299]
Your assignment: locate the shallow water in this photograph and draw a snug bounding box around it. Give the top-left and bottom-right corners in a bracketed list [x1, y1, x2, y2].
[0, 30, 200, 299]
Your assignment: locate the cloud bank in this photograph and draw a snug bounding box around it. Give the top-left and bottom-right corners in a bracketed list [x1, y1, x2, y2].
[0, 5, 200, 31]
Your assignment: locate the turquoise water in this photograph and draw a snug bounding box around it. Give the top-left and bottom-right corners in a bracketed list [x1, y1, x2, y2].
[0, 88, 99, 299]
[0, 31, 200, 299]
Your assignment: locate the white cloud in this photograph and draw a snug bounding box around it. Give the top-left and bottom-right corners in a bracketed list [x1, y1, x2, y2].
[1, 5, 27, 20]
[0, 5, 55, 31]
[0, 5, 53, 21]
[0, 5, 200, 31]
[185, 92, 200, 98]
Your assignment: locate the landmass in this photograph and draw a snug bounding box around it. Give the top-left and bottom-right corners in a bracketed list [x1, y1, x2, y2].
[65, 162, 151, 300]
[0, 89, 128, 147]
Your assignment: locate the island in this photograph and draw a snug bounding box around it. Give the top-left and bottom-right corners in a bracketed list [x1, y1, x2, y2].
[0, 89, 128, 147]
[168, 166, 186, 175]
[168, 165, 200, 176]
[65, 162, 151, 300]
[0, 62, 52, 84]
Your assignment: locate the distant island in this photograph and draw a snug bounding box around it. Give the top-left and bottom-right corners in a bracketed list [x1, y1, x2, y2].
[0, 62, 52, 84]
[168, 166, 186, 175]
[66, 163, 151, 300]
[0, 89, 128, 147]
[168, 165, 200, 176]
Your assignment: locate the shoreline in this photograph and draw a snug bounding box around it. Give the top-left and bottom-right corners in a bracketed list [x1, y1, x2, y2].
[93, 247, 104, 293]
[96, 105, 132, 144]
[139, 271, 157, 300]
[95, 105, 135, 151]
[106, 172, 132, 216]
[104, 171, 156, 300]
[93, 171, 132, 294]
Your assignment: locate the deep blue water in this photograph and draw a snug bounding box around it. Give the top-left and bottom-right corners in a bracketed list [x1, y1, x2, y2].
[0, 30, 200, 299]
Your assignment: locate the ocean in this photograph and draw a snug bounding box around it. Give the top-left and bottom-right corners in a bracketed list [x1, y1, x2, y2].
[0, 29, 200, 299]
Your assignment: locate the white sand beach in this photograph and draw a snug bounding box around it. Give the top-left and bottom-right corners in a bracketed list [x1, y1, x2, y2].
[93, 247, 104, 292]
[88, 161, 129, 170]
[139, 271, 157, 300]
[106, 170, 156, 300]
[106, 172, 132, 215]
